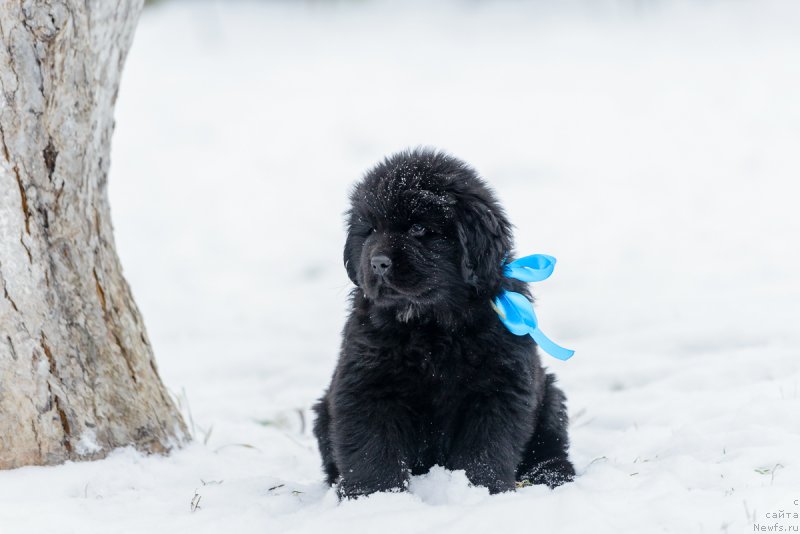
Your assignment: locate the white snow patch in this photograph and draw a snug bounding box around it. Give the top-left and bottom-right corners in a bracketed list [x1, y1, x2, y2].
[75, 429, 102, 456]
[408, 466, 490, 506]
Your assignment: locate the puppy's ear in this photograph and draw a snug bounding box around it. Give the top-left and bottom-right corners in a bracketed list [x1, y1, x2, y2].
[343, 231, 359, 285]
[456, 195, 512, 292]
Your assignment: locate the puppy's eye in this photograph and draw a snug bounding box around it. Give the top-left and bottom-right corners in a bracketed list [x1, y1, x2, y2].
[353, 226, 375, 237]
[408, 224, 427, 237]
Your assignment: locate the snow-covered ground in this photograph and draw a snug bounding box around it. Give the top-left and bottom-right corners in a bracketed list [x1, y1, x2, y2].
[2, 1, 800, 532]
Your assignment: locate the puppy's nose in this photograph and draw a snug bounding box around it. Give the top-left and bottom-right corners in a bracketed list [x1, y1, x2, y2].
[370, 255, 392, 276]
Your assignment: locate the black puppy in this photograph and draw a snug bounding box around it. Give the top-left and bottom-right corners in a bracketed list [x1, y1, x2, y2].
[313, 149, 575, 498]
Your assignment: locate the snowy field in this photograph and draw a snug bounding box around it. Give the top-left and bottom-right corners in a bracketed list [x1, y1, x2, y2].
[2, 0, 800, 532]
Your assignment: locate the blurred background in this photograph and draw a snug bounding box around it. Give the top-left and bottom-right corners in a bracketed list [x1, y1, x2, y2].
[101, 0, 800, 529]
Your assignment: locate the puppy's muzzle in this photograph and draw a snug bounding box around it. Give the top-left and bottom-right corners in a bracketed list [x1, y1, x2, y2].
[370, 255, 392, 277]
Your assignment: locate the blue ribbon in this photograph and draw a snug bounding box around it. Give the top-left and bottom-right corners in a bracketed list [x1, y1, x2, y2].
[492, 254, 574, 361]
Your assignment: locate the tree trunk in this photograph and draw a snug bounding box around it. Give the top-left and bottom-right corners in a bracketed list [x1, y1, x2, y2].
[0, 0, 187, 469]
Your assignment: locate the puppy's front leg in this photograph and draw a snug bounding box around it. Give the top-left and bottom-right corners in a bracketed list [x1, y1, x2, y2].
[332, 395, 418, 499]
[446, 394, 533, 494]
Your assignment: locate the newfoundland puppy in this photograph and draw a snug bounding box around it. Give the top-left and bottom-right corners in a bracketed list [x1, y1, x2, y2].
[313, 149, 575, 498]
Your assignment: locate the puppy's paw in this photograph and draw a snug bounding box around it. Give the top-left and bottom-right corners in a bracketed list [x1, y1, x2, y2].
[335, 478, 408, 500]
[519, 457, 575, 489]
[336, 482, 366, 501]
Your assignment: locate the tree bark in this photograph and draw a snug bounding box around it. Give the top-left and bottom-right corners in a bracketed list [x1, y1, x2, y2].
[0, 0, 187, 469]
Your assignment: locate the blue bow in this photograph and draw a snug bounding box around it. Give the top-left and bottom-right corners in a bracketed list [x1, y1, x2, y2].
[492, 254, 574, 361]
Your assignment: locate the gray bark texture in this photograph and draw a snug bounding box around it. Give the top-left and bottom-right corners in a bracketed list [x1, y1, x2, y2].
[0, 0, 187, 469]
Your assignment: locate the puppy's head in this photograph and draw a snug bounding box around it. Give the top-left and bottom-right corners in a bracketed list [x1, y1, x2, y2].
[343, 149, 513, 319]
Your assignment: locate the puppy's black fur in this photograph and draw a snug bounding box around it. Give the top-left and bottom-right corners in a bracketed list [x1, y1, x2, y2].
[313, 149, 574, 498]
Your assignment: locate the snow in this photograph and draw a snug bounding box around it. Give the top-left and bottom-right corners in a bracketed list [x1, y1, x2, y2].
[2, 0, 800, 533]
[74, 431, 102, 456]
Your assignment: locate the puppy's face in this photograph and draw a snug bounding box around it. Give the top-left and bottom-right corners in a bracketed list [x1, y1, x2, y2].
[346, 189, 462, 309]
[343, 151, 513, 320]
